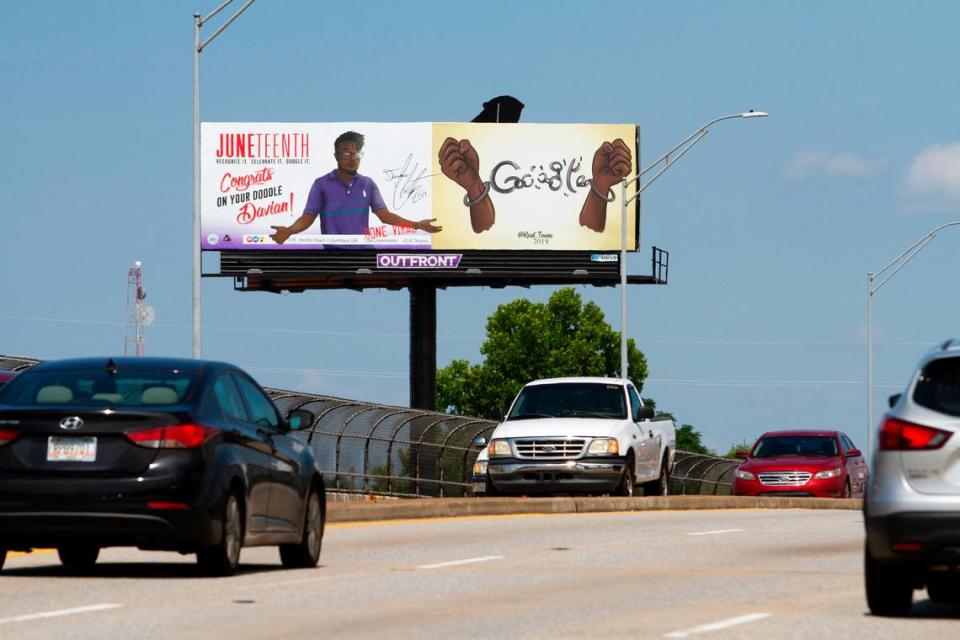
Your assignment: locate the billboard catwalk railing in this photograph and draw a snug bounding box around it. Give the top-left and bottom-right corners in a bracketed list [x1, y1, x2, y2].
[0, 356, 738, 497]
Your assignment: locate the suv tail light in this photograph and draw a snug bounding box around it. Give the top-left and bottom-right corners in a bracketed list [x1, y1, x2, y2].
[0, 427, 19, 446]
[124, 423, 217, 449]
[879, 416, 952, 451]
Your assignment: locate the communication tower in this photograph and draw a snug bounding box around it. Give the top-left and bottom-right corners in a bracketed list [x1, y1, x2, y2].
[124, 261, 154, 356]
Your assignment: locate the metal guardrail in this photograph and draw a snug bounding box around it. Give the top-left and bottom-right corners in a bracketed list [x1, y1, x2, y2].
[0, 355, 738, 497]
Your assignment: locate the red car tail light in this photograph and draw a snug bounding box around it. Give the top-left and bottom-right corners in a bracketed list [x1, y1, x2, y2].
[0, 427, 19, 446]
[879, 417, 953, 451]
[124, 423, 217, 449]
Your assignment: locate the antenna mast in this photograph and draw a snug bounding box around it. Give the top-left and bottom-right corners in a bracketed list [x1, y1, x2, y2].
[124, 261, 151, 356]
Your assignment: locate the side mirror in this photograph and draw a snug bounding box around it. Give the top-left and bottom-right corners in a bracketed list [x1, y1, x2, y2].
[472, 435, 488, 449]
[845, 448, 862, 458]
[734, 450, 748, 460]
[888, 393, 902, 408]
[488, 406, 505, 421]
[635, 406, 655, 421]
[287, 409, 314, 431]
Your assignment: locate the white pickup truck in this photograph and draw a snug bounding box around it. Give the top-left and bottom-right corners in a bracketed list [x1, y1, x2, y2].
[471, 377, 676, 497]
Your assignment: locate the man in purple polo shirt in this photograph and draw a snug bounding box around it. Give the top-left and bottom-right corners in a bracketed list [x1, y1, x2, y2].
[270, 131, 441, 245]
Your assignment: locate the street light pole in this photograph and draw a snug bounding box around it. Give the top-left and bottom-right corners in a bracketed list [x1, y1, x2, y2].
[192, 0, 257, 359]
[866, 221, 960, 456]
[618, 111, 769, 380]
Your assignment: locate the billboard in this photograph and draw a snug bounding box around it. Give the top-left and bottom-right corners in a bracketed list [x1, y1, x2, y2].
[201, 123, 638, 252]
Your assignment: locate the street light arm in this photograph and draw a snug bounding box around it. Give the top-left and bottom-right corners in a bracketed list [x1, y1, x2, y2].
[624, 111, 767, 206]
[201, 0, 235, 26]
[872, 234, 937, 294]
[200, 0, 256, 51]
[871, 221, 960, 288]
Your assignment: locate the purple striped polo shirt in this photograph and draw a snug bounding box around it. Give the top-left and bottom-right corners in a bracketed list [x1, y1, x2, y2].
[303, 170, 387, 235]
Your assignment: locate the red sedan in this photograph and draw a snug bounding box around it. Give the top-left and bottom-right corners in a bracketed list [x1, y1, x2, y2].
[732, 430, 868, 498]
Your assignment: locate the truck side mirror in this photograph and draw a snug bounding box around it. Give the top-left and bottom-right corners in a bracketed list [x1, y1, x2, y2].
[488, 406, 505, 421]
[734, 450, 748, 460]
[888, 393, 902, 408]
[635, 406, 654, 421]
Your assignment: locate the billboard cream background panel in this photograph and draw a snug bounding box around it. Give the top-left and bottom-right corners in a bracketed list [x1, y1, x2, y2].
[430, 123, 637, 251]
[201, 122, 433, 250]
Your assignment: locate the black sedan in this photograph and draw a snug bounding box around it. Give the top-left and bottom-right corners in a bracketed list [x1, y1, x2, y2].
[0, 357, 324, 576]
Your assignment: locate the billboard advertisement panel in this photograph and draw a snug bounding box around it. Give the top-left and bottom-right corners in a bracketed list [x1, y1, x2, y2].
[201, 123, 637, 252]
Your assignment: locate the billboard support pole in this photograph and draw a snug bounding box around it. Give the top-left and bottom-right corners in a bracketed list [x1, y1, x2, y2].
[410, 282, 437, 411]
[618, 111, 768, 385]
[192, 0, 257, 359]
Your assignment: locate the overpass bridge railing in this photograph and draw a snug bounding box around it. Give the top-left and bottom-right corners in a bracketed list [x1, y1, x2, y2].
[0, 356, 738, 497]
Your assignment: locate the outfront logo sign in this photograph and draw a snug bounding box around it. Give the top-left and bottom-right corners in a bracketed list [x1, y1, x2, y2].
[376, 254, 463, 269]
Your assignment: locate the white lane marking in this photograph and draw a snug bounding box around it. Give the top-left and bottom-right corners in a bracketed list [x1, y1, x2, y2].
[0, 604, 123, 626]
[686, 528, 744, 536]
[417, 555, 503, 570]
[664, 613, 772, 638]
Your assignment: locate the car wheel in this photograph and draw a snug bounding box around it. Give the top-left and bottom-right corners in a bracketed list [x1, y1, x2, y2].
[644, 458, 669, 497]
[279, 485, 325, 569]
[843, 479, 852, 498]
[0, 548, 7, 571]
[198, 491, 243, 577]
[614, 457, 634, 497]
[865, 543, 913, 616]
[57, 544, 100, 569]
[484, 475, 500, 497]
[926, 574, 960, 603]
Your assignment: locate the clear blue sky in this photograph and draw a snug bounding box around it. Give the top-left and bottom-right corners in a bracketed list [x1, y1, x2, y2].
[2, 1, 959, 454]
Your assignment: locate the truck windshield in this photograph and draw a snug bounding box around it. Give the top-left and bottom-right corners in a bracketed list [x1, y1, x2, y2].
[507, 383, 626, 420]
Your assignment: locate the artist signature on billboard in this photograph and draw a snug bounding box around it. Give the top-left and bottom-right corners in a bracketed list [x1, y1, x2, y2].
[383, 154, 432, 210]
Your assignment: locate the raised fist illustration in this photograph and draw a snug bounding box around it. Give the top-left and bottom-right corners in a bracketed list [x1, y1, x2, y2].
[580, 139, 633, 233]
[438, 137, 495, 233]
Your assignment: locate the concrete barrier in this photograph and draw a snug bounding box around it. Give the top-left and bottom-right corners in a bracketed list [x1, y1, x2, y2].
[327, 495, 862, 523]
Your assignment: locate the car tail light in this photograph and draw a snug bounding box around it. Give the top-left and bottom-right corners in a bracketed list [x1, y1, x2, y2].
[879, 417, 953, 451]
[0, 427, 18, 446]
[124, 423, 217, 449]
[147, 501, 190, 510]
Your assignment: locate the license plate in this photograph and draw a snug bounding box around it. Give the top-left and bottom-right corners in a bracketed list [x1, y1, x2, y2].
[47, 436, 97, 462]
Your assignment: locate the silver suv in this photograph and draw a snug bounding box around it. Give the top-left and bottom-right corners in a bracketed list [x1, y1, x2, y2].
[865, 340, 960, 616]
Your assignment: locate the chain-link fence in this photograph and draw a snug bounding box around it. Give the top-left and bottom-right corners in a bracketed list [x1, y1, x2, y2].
[0, 355, 738, 497]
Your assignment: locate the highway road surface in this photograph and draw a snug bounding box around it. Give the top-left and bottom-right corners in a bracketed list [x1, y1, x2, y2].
[2, 508, 959, 639]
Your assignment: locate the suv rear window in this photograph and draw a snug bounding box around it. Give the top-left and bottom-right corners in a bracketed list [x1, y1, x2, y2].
[913, 357, 960, 417]
[0, 369, 196, 408]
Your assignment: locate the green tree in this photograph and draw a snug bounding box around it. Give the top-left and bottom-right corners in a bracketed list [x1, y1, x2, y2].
[437, 288, 648, 418]
[676, 424, 714, 455]
[723, 440, 752, 459]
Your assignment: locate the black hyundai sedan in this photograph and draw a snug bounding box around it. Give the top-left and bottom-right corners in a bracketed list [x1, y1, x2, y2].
[0, 357, 324, 576]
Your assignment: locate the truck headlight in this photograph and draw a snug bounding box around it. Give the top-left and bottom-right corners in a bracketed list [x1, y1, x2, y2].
[473, 460, 488, 476]
[814, 468, 842, 480]
[587, 438, 619, 455]
[488, 439, 511, 457]
[735, 470, 755, 480]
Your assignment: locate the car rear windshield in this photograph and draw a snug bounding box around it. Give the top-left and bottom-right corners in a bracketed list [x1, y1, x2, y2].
[752, 435, 838, 457]
[507, 383, 626, 420]
[0, 369, 197, 408]
[913, 357, 960, 417]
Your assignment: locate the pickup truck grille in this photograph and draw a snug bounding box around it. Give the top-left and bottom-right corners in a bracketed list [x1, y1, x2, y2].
[514, 438, 586, 459]
[758, 471, 812, 486]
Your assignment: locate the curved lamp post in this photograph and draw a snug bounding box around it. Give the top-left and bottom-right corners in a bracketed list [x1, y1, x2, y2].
[618, 111, 769, 380]
[866, 221, 960, 456]
[193, 0, 257, 358]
